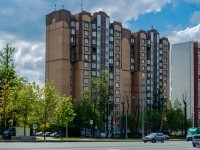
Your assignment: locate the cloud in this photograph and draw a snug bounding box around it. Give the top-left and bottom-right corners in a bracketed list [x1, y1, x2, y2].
[0, 33, 45, 87]
[166, 23, 200, 45]
[190, 11, 200, 25]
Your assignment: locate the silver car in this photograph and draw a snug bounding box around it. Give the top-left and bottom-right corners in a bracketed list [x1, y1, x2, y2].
[192, 134, 200, 147]
[142, 133, 165, 143]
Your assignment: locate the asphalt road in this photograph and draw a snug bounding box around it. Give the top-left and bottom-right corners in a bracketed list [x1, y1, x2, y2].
[0, 141, 197, 150]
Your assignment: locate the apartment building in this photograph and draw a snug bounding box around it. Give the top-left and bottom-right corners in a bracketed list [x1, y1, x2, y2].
[45, 9, 170, 133]
[171, 41, 199, 127]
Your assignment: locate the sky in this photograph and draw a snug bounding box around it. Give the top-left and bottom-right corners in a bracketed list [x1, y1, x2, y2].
[0, 0, 200, 86]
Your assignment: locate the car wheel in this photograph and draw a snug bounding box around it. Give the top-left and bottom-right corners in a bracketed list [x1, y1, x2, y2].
[152, 139, 156, 143]
[144, 141, 147, 143]
[193, 144, 196, 147]
[161, 139, 164, 143]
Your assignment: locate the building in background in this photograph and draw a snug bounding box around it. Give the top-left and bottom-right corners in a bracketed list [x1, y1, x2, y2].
[45, 9, 170, 134]
[171, 41, 199, 127]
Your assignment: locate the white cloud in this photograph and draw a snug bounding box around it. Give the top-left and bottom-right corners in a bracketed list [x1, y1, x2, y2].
[190, 11, 200, 25]
[0, 33, 45, 87]
[166, 23, 200, 45]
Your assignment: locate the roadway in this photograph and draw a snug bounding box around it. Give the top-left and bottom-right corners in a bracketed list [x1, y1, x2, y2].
[0, 141, 197, 150]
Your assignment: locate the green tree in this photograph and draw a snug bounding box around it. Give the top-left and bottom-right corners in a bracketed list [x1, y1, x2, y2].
[55, 96, 76, 140]
[37, 81, 59, 140]
[0, 43, 17, 132]
[15, 82, 38, 136]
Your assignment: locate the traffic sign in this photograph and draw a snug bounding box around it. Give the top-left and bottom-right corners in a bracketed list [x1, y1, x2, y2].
[33, 124, 37, 130]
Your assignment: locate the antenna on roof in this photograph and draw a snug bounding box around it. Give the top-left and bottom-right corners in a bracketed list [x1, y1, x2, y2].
[63, 5, 64, 9]
[81, 4, 83, 12]
[55, 4, 56, 10]
[151, 25, 153, 29]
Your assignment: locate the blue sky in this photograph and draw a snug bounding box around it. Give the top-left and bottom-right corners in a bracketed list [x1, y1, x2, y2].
[0, 0, 200, 86]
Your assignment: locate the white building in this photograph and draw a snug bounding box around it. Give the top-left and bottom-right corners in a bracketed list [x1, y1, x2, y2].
[171, 41, 199, 127]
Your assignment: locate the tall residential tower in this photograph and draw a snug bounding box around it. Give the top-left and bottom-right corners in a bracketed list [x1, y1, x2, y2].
[46, 9, 170, 133]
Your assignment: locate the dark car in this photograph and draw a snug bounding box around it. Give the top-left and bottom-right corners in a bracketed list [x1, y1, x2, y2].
[192, 134, 200, 147]
[50, 131, 60, 137]
[165, 134, 170, 140]
[55, 133, 66, 138]
[142, 133, 165, 143]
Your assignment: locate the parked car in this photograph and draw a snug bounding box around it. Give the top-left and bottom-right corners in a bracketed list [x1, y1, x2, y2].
[165, 134, 170, 140]
[142, 133, 165, 143]
[35, 131, 43, 136]
[42, 132, 51, 137]
[55, 133, 66, 138]
[192, 134, 200, 147]
[50, 131, 60, 137]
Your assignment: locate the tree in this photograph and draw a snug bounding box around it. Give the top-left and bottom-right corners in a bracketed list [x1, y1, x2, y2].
[15, 82, 38, 136]
[54, 96, 76, 140]
[37, 81, 59, 140]
[0, 43, 17, 132]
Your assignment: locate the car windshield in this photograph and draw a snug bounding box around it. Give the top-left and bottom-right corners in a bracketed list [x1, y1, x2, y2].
[188, 132, 195, 135]
[149, 133, 156, 136]
[194, 136, 200, 139]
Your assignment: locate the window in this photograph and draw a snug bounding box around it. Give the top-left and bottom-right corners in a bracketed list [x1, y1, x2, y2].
[131, 65, 134, 70]
[92, 24, 96, 29]
[92, 32, 96, 37]
[92, 63, 96, 68]
[84, 54, 89, 60]
[83, 78, 89, 84]
[164, 45, 167, 50]
[115, 97, 120, 103]
[142, 59, 145, 64]
[116, 31, 120, 37]
[70, 37, 74, 42]
[110, 37, 113, 41]
[160, 44, 163, 48]
[142, 39, 145, 44]
[164, 58, 167, 63]
[84, 30, 89, 36]
[109, 44, 113, 49]
[109, 59, 113, 64]
[116, 68, 120, 73]
[84, 62, 89, 68]
[116, 46, 120, 51]
[142, 52, 145, 57]
[115, 104, 120, 110]
[141, 73, 145, 77]
[92, 39, 96, 44]
[92, 55, 96, 60]
[70, 29, 75, 34]
[164, 70, 167, 75]
[142, 46, 145, 50]
[116, 39, 120, 44]
[116, 53, 120, 59]
[84, 46, 89, 52]
[115, 90, 120, 95]
[131, 38, 134, 43]
[116, 60, 120, 66]
[110, 51, 113, 56]
[142, 66, 145, 71]
[131, 58, 134, 63]
[83, 86, 89, 91]
[115, 112, 120, 117]
[164, 64, 167, 69]
[84, 38, 89, 44]
[84, 70, 89, 76]
[92, 71, 96, 76]
[110, 29, 113, 34]
[115, 75, 120, 80]
[115, 82, 120, 88]
[84, 22, 89, 28]
[71, 21, 75, 26]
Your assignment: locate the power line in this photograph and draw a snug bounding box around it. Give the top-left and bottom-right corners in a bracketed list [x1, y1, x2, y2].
[180, 0, 200, 11]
